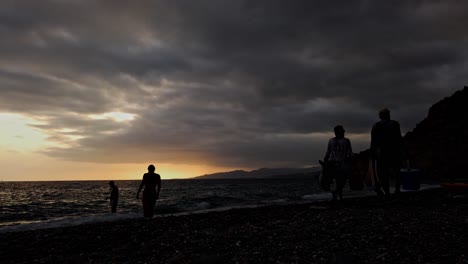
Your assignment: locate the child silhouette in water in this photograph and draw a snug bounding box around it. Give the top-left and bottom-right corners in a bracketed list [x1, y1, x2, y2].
[109, 181, 119, 213]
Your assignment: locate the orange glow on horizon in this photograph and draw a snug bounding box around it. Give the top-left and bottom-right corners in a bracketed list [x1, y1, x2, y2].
[0, 151, 236, 181]
[0, 112, 236, 181]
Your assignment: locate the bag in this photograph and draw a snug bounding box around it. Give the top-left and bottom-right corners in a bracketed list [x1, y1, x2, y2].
[319, 160, 333, 191]
[400, 160, 420, 190]
[365, 159, 379, 187]
[349, 159, 364, 191]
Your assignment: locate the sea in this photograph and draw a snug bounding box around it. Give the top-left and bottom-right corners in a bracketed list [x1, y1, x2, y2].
[0, 178, 438, 233]
[0, 178, 332, 233]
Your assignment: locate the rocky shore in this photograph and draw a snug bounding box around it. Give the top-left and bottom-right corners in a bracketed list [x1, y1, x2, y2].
[1, 188, 467, 264]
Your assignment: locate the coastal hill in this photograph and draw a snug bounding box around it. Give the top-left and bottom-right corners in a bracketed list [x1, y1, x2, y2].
[404, 86, 468, 180]
[195, 86, 468, 181]
[353, 86, 468, 180]
[194, 167, 320, 179]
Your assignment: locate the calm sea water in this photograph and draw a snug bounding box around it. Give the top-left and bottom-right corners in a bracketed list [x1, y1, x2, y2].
[0, 178, 326, 232]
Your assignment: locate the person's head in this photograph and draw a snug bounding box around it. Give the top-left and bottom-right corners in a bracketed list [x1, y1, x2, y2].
[379, 108, 391, 120]
[108, 181, 115, 188]
[334, 125, 345, 138]
[148, 164, 155, 172]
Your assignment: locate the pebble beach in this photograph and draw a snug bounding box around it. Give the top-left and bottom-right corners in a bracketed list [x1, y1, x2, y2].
[1, 188, 466, 264]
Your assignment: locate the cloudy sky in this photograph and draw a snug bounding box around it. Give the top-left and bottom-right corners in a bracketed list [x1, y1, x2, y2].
[1, 1, 467, 180]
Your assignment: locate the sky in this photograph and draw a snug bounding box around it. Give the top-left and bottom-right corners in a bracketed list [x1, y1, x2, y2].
[1, 1, 467, 181]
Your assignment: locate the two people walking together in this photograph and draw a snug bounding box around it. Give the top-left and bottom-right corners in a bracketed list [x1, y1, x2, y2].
[321, 108, 403, 200]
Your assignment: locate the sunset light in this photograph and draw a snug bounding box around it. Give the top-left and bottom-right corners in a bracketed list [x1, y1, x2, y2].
[1, 2, 467, 263]
[88, 112, 136, 122]
[0, 1, 465, 183]
[0, 113, 48, 151]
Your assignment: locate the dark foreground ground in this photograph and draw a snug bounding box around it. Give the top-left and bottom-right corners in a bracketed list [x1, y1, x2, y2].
[0, 188, 467, 264]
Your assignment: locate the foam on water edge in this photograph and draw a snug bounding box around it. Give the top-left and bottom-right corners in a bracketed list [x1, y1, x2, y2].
[0, 184, 440, 234]
[0, 212, 140, 233]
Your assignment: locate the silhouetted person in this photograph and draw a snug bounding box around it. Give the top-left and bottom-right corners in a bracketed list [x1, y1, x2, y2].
[322, 125, 353, 201]
[108, 181, 119, 213]
[371, 108, 403, 197]
[136, 164, 161, 219]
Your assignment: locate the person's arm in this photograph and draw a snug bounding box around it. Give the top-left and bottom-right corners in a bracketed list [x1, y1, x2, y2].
[346, 138, 353, 158]
[370, 124, 376, 152]
[136, 175, 145, 199]
[396, 121, 410, 162]
[156, 176, 161, 200]
[324, 139, 331, 162]
[395, 121, 403, 144]
[395, 121, 405, 162]
[371, 123, 381, 158]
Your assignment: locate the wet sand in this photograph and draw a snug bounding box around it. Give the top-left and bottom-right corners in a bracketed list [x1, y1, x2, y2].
[0, 188, 467, 264]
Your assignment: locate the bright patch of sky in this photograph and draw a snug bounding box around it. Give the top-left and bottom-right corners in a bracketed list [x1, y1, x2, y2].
[0, 113, 49, 152]
[88, 112, 136, 122]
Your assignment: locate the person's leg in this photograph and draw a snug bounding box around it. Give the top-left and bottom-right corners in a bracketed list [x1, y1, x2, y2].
[330, 165, 339, 201]
[382, 174, 390, 196]
[142, 198, 150, 218]
[379, 160, 390, 196]
[149, 198, 156, 218]
[320, 165, 332, 192]
[372, 158, 383, 197]
[321, 173, 331, 192]
[336, 167, 346, 201]
[374, 180, 383, 195]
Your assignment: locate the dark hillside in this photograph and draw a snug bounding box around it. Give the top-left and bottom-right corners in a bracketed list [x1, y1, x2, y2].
[404, 86, 468, 179]
[353, 86, 468, 180]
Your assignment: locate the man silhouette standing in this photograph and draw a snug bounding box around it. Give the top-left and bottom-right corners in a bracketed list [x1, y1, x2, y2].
[136, 164, 161, 219]
[371, 108, 403, 197]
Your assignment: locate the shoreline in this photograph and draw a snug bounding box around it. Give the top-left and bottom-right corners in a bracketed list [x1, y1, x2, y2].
[1, 188, 466, 263]
[0, 185, 439, 234]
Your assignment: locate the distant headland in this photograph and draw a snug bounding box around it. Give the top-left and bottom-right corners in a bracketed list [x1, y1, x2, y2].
[193, 167, 320, 180]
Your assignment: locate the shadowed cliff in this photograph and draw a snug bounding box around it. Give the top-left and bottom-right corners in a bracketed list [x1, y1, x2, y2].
[353, 86, 468, 181]
[404, 86, 468, 180]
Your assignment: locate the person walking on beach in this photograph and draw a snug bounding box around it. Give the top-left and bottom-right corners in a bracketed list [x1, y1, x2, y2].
[108, 181, 119, 213]
[371, 108, 403, 197]
[136, 164, 161, 219]
[321, 125, 353, 201]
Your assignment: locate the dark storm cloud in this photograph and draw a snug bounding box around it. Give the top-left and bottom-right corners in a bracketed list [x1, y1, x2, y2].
[1, 0, 467, 168]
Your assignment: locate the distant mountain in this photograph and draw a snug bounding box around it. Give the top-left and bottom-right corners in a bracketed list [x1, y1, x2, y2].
[193, 167, 321, 179]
